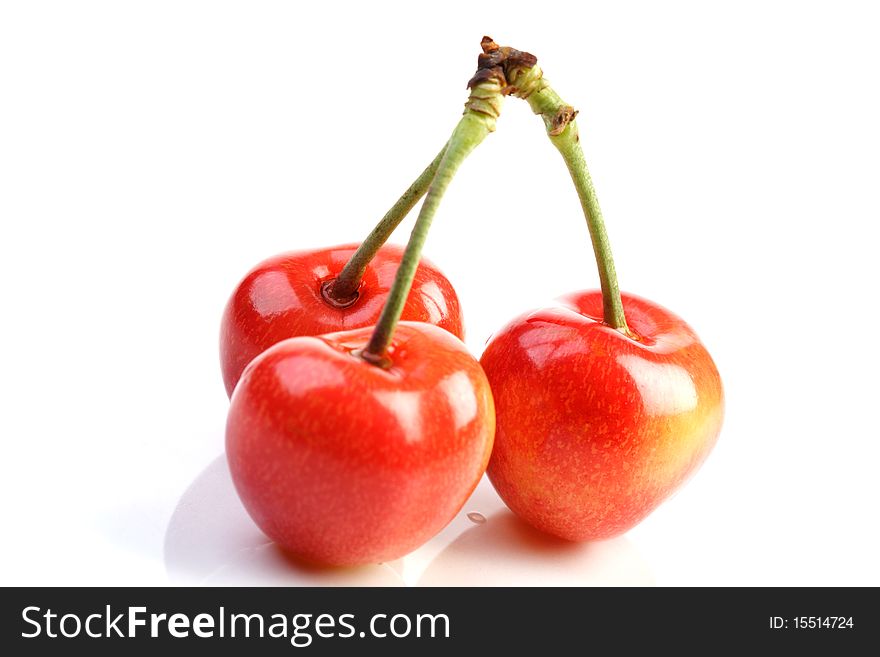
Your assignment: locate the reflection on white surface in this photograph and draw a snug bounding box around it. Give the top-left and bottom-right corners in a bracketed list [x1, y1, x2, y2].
[165, 456, 654, 586]
[617, 355, 698, 416]
[418, 513, 654, 587]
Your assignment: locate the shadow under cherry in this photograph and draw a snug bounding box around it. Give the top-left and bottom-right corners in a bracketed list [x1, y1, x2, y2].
[164, 454, 653, 587]
[163, 454, 403, 586]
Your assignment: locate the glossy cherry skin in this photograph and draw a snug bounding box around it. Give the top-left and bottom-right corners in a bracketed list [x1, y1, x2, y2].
[220, 244, 464, 397]
[480, 291, 723, 541]
[226, 321, 495, 566]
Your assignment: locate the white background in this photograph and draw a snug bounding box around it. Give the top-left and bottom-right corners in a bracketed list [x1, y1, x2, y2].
[2, 1, 878, 586]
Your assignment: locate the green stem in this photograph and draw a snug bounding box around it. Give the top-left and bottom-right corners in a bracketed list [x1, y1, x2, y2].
[324, 144, 448, 305]
[505, 50, 630, 333]
[361, 78, 503, 364]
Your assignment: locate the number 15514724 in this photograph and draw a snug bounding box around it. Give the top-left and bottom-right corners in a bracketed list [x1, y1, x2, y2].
[770, 617, 854, 629]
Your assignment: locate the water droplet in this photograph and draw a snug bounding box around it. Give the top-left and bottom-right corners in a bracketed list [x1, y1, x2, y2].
[467, 512, 486, 525]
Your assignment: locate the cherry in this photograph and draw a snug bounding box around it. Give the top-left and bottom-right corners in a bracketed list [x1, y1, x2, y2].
[480, 292, 723, 540]
[478, 39, 724, 540]
[226, 322, 494, 565]
[219, 243, 462, 397]
[225, 46, 506, 565]
[219, 142, 463, 397]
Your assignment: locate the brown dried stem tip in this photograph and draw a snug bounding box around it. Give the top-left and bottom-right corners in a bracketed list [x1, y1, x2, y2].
[467, 36, 538, 93]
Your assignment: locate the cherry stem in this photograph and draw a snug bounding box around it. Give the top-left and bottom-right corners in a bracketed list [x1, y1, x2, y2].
[361, 75, 504, 363]
[502, 44, 630, 334]
[548, 107, 629, 333]
[326, 144, 448, 303]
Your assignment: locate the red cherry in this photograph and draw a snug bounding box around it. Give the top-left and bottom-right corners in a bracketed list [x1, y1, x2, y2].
[480, 290, 724, 541]
[226, 321, 495, 566]
[220, 243, 463, 396]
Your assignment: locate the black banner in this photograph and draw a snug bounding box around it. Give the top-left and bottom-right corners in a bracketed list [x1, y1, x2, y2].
[0, 587, 872, 654]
